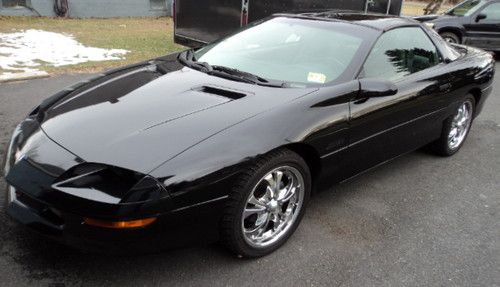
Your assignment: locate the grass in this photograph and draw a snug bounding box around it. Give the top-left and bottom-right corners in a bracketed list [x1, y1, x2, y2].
[0, 16, 184, 74]
[0, 2, 453, 75]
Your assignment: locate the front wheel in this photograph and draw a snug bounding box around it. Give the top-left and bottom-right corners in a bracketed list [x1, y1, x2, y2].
[221, 149, 311, 258]
[439, 32, 461, 44]
[430, 96, 475, 156]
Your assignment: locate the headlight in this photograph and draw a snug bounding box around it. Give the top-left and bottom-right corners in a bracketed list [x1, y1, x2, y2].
[52, 163, 168, 204]
[14, 149, 24, 164]
[3, 125, 22, 177]
[425, 22, 435, 29]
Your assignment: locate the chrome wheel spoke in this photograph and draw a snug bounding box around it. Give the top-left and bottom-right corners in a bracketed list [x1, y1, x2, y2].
[448, 128, 458, 140]
[458, 116, 467, 127]
[244, 214, 270, 238]
[263, 173, 275, 188]
[248, 194, 267, 208]
[279, 186, 297, 204]
[264, 186, 274, 201]
[273, 171, 283, 194]
[264, 171, 284, 198]
[243, 206, 266, 218]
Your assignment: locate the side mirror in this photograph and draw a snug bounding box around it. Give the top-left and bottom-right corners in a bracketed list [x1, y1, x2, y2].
[358, 78, 398, 99]
[476, 13, 487, 22]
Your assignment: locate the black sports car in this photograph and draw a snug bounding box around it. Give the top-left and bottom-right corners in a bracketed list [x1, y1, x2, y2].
[416, 0, 500, 51]
[2, 12, 495, 257]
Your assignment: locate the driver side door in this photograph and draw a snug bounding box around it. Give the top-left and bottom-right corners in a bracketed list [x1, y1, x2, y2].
[345, 27, 453, 178]
[464, 1, 500, 50]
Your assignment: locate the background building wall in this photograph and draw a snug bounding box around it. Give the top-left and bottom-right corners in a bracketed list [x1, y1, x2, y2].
[0, 0, 173, 17]
[31, 0, 56, 16]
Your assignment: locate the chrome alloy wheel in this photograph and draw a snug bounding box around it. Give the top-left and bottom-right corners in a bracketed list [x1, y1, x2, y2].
[241, 166, 305, 248]
[448, 101, 473, 150]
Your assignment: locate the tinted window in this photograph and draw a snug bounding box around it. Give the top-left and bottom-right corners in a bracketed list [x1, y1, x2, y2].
[362, 27, 440, 81]
[446, 0, 483, 16]
[195, 18, 367, 85]
[426, 27, 462, 61]
[481, 2, 500, 20]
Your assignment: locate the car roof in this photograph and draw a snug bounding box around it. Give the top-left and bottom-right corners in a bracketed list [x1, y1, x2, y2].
[274, 11, 421, 31]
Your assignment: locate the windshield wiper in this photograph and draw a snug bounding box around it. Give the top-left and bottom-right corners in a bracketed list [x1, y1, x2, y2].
[178, 49, 212, 72]
[178, 50, 287, 88]
[210, 65, 286, 88]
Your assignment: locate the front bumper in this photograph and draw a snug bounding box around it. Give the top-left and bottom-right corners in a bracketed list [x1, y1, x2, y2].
[3, 119, 226, 253]
[6, 185, 63, 235]
[5, 183, 226, 253]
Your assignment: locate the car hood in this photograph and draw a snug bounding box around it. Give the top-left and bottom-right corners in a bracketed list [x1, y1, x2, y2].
[40, 64, 317, 174]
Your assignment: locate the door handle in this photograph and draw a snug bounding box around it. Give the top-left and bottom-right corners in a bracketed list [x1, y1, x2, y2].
[438, 83, 452, 92]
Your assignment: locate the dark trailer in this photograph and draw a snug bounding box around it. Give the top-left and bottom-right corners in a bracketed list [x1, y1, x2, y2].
[173, 0, 405, 47]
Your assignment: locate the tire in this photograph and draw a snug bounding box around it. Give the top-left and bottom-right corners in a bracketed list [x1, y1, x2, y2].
[430, 96, 475, 157]
[439, 32, 461, 44]
[221, 149, 311, 258]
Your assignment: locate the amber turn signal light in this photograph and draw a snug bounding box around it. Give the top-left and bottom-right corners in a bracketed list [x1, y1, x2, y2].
[84, 217, 157, 229]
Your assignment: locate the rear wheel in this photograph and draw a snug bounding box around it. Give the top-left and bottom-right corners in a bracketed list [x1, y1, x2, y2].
[439, 32, 461, 44]
[221, 149, 311, 258]
[430, 96, 475, 156]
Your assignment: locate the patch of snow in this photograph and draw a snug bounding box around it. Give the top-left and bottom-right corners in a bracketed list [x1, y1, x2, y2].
[0, 70, 49, 83]
[0, 29, 128, 74]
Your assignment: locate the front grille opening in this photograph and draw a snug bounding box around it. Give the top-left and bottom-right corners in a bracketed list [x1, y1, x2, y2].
[200, 86, 246, 100]
[16, 191, 65, 226]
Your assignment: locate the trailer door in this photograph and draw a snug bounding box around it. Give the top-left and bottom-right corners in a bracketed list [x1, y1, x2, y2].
[365, 0, 403, 15]
[174, 0, 404, 47]
[248, 0, 366, 22]
[174, 0, 243, 46]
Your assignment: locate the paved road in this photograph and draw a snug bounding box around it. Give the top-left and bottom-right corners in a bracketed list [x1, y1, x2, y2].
[0, 67, 499, 287]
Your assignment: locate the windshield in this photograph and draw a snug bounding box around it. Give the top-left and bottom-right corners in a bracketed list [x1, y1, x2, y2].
[446, 0, 483, 16]
[193, 17, 367, 86]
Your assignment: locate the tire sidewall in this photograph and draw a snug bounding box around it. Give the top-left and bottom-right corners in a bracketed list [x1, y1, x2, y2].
[229, 150, 311, 257]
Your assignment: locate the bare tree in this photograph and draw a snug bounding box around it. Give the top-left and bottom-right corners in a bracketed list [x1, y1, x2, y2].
[424, 0, 447, 15]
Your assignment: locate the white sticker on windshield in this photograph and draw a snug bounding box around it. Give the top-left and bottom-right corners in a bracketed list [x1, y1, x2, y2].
[285, 33, 301, 43]
[307, 72, 326, 84]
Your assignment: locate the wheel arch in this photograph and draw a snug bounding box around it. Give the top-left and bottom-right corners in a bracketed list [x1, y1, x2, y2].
[468, 88, 481, 115]
[281, 143, 322, 192]
[437, 27, 464, 43]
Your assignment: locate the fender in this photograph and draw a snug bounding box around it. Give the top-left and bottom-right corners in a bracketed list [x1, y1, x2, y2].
[435, 23, 466, 41]
[148, 81, 359, 205]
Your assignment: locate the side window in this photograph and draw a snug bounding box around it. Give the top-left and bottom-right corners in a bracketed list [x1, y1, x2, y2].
[480, 3, 500, 21]
[362, 27, 440, 81]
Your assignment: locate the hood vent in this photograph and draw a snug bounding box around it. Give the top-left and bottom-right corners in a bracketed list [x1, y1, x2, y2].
[199, 86, 247, 100]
